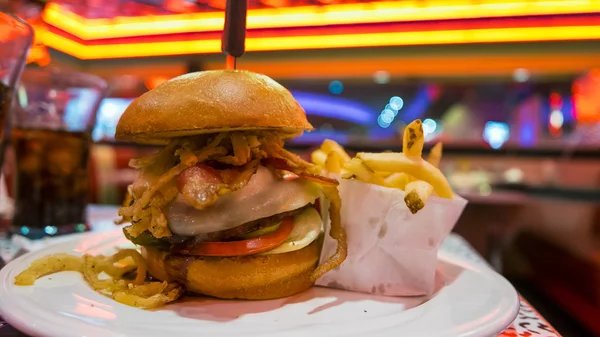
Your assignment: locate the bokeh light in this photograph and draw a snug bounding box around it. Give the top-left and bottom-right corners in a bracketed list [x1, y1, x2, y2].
[389, 96, 404, 110]
[376, 96, 405, 128]
[549, 110, 564, 128]
[44, 225, 58, 235]
[373, 70, 390, 84]
[328, 80, 344, 95]
[483, 121, 510, 150]
[20, 226, 30, 236]
[513, 68, 530, 83]
[377, 115, 391, 128]
[380, 109, 394, 123]
[422, 118, 437, 135]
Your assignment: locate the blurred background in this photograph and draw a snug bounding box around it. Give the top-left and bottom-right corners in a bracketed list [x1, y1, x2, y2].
[1, 0, 600, 335]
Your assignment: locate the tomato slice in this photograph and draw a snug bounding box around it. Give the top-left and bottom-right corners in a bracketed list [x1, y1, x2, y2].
[181, 217, 295, 257]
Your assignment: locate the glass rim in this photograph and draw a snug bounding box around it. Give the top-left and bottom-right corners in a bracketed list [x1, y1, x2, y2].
[15, 68, 110, 132]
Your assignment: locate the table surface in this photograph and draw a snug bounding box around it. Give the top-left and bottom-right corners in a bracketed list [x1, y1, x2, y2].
[0, 206, 562, 337]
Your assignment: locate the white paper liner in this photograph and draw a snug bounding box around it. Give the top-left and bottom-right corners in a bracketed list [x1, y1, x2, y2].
[316, 179, 467, 297]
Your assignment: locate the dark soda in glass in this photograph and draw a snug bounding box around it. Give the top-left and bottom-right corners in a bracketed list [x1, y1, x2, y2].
[11, 128, 91, 238]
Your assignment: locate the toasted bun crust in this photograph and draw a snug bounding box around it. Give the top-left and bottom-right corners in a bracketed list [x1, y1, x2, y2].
[115, 70, 313, 144]
[142, 240, 320, 300]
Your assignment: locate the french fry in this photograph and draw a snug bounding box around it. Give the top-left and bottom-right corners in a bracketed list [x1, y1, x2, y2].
[427, 142, 443, 168]
[403, 120, 425, 185]
[310, 126, 449, 214]
[321, 139, 351, 163]
[375, 172, 393, 178]
[312, 139, 350, 174]
[325, 151, 343, 175]
[311, 149, 327, 167]
[401, 142, 444, 213]
[343, 158, 385, 186]
[404, 180, 434, 214]
[356, 152, 453, 199]
[383, 172, 409, 190]
[341, 168, 353, 179]
[402, 119, 424, 158]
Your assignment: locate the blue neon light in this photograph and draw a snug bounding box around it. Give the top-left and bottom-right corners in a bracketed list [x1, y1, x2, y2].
[291, 91, 375, 125]
[401, 86, 432, 122]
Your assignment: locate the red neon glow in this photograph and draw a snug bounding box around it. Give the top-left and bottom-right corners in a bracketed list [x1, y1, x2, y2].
[42, 1, 600, 41]
[573, 69, 600, 123]
[549, 92, 563, 110]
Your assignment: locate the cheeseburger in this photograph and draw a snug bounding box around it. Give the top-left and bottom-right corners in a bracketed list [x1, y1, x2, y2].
[116, 70, 347, 300]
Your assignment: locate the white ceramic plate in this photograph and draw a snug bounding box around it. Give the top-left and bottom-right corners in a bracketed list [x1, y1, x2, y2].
[0, 230, 519, 337]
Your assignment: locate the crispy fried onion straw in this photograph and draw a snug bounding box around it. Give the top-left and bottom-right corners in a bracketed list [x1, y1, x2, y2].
[215, 132, 251, 165]
[15, 249, 184, 309]
[312, 184, 347, 282]
[128, 140, 180, 169]
[119, 140, 228, 238]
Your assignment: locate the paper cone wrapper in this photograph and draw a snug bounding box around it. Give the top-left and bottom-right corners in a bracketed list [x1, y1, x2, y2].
[316, 179, 468, 296]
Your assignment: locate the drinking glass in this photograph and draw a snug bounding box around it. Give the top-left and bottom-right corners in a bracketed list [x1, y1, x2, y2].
[11, 68, 108, 239]
[0, 11, 33, 170]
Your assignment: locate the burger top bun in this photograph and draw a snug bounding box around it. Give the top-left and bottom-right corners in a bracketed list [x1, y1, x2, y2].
[115, 70, 314, 144]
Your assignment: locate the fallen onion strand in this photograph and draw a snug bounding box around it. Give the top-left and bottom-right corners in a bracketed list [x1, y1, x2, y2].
[14, 254, 84, 286]
[111, 249, 147, 285]
[312, 185, 347, 281]
[15, 251, 184, 309]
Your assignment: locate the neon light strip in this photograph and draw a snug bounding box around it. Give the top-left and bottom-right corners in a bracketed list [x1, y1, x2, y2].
[292, 91, 374, 124]
[289, 131, 349, 145]
[43, 1, 600, 40]
[39, 25, 600, 60]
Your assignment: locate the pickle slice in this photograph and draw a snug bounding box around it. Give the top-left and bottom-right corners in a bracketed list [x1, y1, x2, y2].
[240, 222, 281, 239]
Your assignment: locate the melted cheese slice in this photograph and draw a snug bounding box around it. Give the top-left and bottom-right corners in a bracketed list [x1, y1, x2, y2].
[261, 206, 322, 255]
[165, 166, 321, 236]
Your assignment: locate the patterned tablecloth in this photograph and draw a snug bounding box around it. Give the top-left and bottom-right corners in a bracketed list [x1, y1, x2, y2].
[0, 207, 561, 337]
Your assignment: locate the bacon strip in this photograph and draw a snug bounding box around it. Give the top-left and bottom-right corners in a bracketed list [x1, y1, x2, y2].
[176, 159, 261, 211]
[176, 164, 222, 210]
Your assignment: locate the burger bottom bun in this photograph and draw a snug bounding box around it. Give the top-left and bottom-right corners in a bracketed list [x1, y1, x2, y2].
[141, 239, 321, 300]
